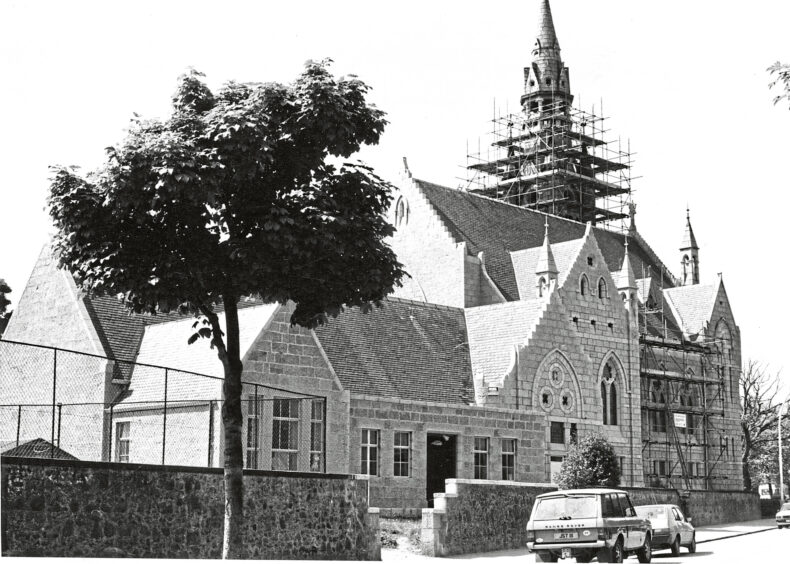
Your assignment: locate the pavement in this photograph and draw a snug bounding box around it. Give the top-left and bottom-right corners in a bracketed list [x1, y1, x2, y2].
[380, 518, 778, 562]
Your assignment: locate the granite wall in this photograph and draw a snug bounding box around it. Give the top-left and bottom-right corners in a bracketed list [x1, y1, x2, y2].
[421, 479, 761, 556]
[1, 456, 380, 560]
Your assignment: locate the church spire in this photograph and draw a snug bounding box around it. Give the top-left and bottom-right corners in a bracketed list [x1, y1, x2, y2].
[535, 218, 558, 297]
[618, 238, 638, 313]
[522, 0, 572, 112]
[680, 208, 700, 286]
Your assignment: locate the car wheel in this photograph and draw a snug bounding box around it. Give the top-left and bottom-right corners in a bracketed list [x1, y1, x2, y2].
[688, 533, 697, 554]
[637, 534, 652, 563]
[612, 539, 624, 563]
[535, 551, 557, 563]
[670, 535, 681, 557]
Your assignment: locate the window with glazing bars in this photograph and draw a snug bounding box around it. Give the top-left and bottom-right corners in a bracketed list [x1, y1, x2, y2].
[361, 429, 379, 475]
[501, 438, 516, 481]
[394, 431, 411, 477]
[310, 400, 324, 472]
[272, 398, 299, 471]
[473, 437, 489, 479]
[115, 421, 130, 463]
[550, 421, 565, 444]
[246, 396, 260, 469]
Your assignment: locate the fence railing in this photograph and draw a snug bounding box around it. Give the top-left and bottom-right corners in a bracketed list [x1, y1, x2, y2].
[0, 339, 326, 472]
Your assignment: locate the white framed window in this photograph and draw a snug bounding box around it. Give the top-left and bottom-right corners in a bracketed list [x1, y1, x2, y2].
[361, 429, 379, 475]
[473, 437, 489, 479]
[310, 400, 324, 472]
[246, 396, 260, 469]
[394, 431, 411, 477]
[272, 398, 299, 471]
[501, 439, 516, 481]
[115, 421, 130, 463]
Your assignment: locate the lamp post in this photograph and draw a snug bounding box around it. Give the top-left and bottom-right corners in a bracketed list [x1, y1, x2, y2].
[780, 399, 789, 503]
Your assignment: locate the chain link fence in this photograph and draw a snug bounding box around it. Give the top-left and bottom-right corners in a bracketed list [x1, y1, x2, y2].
[0, 339, 326, 472]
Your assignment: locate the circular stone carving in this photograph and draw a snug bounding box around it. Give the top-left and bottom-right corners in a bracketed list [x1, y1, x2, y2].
[538, 386, 554, 411]
[559, 389, 574, 413]
[549, 364, 565, 388]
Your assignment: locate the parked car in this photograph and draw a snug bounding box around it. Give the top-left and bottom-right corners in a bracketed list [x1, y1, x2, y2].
[777, 502, 790, 529]
[525, 488, 653, 563]
[633, 504, 696, 556]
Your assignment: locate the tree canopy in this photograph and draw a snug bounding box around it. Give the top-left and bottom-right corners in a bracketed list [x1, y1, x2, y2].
[0, 279, 10, 317]
[47, 60, 404, 558]
[768, 62, 790, 108]
[556, 433, 621, 489]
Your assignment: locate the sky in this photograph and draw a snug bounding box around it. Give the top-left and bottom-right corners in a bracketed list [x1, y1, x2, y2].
[1, 0, 789, 389]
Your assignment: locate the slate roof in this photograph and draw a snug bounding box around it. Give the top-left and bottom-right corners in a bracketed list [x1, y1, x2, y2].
[1, 438, 78, 460]
[314, 297, 474, 405]
[511, 239, 583, 299]
[464, 299, 547, 388]
[415, 179, 675, 301]
[664, 283, 718, 337]
[116, 303, 279, 406]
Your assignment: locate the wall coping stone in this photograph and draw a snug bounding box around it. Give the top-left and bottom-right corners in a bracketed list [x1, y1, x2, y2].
[0, 455, 360, 481]
[349, 393, 541, 417]
[447, 478, 554, 489]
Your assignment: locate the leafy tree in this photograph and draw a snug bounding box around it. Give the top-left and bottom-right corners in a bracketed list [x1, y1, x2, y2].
[0, 279, 11, 337]
[47, 61, 404, 558]
[740, 360, 788, 491]
[556, 433, 621, 489]
[768, 62, 790, 108]
[0, 279, 10, 317]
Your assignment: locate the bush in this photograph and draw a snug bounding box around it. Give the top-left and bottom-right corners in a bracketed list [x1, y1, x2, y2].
[556, 433, 621, 489]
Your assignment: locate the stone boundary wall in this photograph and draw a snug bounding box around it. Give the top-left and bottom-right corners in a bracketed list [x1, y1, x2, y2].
[1, 456, 380, 560]
[421, 479, 761, 557]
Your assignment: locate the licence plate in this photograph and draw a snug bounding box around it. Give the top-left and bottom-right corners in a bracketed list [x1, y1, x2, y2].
[555, 532, 578, 540]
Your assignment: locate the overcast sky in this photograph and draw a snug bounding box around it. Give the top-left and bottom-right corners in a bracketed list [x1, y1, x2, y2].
[2, 0, 789, 388]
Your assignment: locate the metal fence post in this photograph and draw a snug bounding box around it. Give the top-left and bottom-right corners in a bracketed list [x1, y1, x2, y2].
[162, 368, 169, 465]
[16, 405, 21, 447]
[323, 398, 327, 473]
[207, 400, 215, 467]
[57, 403, 63, 447]
[108, 404, 114, 462]
[51, 348, 57, 459]
[254, 384, 259, 469]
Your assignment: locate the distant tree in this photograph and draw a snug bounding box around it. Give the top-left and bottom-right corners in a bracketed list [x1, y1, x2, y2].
[557, 433, 621, 489]
[768, 62, 790, 108]
[740, 360, 788, 491]
[47, 61, 404, 558]
[0, 279, 10, 316]
[0, 279, 11, 337]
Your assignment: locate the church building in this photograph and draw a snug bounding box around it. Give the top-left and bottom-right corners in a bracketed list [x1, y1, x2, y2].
[0, 0, 743, 511]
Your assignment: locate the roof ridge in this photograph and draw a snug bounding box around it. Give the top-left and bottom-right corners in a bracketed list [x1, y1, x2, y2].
[383, 295, 465, 314]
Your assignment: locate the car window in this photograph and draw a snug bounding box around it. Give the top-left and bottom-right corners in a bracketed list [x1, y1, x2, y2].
[674, 507, 686, 521]
[602, 494, 622, 518]
[782, 503, 790, 511]
[618, 494, 635, 517]
[532, 495, 598, 520]
[672, 507, 683, 521]
[635, 505, 666, 518]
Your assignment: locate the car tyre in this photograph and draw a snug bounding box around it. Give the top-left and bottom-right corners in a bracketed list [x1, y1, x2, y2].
[670, 535, 681, 557]
[637, 533, 652, 563]
[687, 533, 697, 554]
[535, 551, 557, 563]
[599, 539, 624, 563]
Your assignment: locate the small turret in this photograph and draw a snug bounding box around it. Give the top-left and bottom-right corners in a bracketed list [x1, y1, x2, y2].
[618, 238, 638, 312]
[535, 217, 558, 297]
[680, 208, 699, 286]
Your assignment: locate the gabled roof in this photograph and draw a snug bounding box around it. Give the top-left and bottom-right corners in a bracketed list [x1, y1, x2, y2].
[414, 179, 675, 301]
[464, 299, 546, 388]
[314, 297, 474, 405]
[118, 303, 279, 406]
[511, 239, 583, 299]
[1, 438, 78, 460]
[664, 283, 718, 338]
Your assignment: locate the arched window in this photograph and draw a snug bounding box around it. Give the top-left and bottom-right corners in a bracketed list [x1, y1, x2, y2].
[580, 274, 589, 296]
[598, 278, 607, 299]
[609, 383, 618, 425]
[682, 255, 690, 284]
[601, 381, 608, 425]
[394, 197, 409, 227]
[600, 360, 621, 426]
[537, 276, 547, 298]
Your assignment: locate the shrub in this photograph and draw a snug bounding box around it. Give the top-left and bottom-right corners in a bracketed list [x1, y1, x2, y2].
[556, 433, 621, 489]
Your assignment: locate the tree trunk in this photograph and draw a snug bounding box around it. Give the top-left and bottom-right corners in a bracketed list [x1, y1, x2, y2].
[741, 427, 753, 491]
[220, 297, 245, 559]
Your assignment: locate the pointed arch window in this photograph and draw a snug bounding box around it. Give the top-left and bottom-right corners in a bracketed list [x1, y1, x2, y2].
[537, 276, 547, 298]
[598, 278, 607, 299]
[601, 362, 619, 426]
[580, 274, 589, 296]
[394, 197, 409, 228]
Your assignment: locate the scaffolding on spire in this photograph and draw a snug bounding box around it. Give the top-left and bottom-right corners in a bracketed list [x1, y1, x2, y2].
[464, 98, 634, 230]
